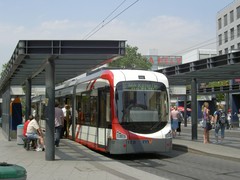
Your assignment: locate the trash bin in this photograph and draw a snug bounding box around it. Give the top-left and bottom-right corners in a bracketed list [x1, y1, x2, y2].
[17, 124, 24, 145]
[0, 162, 27, 180]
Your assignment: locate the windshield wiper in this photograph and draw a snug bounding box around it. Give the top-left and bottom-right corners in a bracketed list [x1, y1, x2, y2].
[150, 121, 161, 130]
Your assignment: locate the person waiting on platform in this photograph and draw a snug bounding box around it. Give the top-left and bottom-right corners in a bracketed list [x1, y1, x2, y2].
[170, 106, 179, 138]
[214, 104, 227, 144]
[62, 104, 71, 138]
[23, 115, 36, 149]
[202, 102, 211, 144]
[55, 100, 64, 147]
[23, 115, 33, 137]
[26, 115, 45, 151]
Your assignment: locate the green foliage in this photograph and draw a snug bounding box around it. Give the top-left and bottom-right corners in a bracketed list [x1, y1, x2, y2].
[207, 81, 229, 87]
[1, 63, 7, 76]
[187, 81, 229, 102]
[109, 44, 152, 70]
[206, 81, 229, 102]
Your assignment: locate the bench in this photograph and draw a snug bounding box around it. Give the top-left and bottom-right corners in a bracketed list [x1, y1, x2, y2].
[18, 135, 38, 150]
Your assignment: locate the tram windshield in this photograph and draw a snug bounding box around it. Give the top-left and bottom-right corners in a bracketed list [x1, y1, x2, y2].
[115, 81, 169, 133]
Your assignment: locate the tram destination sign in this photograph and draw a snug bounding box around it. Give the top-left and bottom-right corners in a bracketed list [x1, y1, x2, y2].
[122, 81, 161, 90]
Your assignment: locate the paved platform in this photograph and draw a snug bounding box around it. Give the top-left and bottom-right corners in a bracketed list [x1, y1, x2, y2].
[173, 124, 240, 161]
[0, 128, 165, 180]
[1, 125, 239, 180]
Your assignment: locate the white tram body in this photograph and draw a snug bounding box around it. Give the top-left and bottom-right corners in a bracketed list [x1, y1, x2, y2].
[39, 69, 172, 154]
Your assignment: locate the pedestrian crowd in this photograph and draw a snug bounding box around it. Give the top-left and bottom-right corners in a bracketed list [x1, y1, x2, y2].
[171, 103, 230, 144]
[170, 106, 184, 138]
[201, 102, 228, 144]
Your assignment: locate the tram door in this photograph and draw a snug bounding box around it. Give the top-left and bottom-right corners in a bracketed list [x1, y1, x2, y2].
[97, 87, 111, 149]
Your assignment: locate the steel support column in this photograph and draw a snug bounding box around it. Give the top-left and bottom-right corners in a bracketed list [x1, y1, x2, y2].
[25, 78, 31, 120]
[45, 59, 55, 161]
[225, 92, 229, 115]
[71, 86, 77, 141]
[184, 95, 187, 127]
[191, 78, 198, 140]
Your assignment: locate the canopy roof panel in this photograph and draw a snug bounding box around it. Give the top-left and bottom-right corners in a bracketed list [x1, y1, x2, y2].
[0, 40, 125, 92]
[157, 51, 240, 85]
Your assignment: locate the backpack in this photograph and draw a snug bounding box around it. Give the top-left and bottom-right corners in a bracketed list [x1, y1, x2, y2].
[177, 112, 184, 122]
[218, 110, 226, 124]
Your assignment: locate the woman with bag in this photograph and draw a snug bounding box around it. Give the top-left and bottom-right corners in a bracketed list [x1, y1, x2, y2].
[202, 102, 211, 144]
[170, 106, 179, 138]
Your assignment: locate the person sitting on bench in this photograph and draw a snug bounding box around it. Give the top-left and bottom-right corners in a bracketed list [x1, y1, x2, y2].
[23, 115, 36, 149]
[26, 115, 45, 151]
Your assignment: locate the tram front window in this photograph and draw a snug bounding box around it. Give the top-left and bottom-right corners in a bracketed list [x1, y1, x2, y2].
[115, 81, 169, 134]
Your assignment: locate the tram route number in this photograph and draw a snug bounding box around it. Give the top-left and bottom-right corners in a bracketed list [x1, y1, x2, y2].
[127, 140, 153, 144]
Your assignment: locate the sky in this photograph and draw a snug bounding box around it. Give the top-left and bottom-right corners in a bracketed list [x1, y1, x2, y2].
[0, 0, 235, 68]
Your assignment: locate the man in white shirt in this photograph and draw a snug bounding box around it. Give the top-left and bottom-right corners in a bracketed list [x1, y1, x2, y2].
[26, 115, 45, 151]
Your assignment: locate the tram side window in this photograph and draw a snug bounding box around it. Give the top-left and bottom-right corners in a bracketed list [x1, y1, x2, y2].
[76, 95, 84, 124]
[90, 95, 98, 126]
[81, 92, 91, 125]
[99, 89, 111, 128]
[80, 90, 98, 126]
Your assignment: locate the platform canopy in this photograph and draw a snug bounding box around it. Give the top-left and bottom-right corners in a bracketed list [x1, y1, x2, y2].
[157, 51, 240, 85]
[0, 40, 125, 93]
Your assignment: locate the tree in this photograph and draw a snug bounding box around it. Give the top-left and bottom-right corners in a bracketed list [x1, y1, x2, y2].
[108, 44, 152, 70]
[187, 80, 229, 102]
[1, 63, 7, 76]
[206, 80, 229, 102]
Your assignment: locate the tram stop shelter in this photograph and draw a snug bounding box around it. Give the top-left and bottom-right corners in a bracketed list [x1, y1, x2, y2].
[0, 40, 125, 160]
[157, 51, 240, 140]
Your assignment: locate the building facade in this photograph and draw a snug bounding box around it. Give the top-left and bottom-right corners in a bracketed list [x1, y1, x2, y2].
[217, 0, 240, 55]
[182, 49, 217, 64]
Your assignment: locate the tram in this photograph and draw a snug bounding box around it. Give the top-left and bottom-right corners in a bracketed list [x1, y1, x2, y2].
[37, 69, 172, 154]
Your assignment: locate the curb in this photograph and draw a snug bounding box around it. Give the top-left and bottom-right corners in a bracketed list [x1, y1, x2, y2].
[173, 144, 240, 162]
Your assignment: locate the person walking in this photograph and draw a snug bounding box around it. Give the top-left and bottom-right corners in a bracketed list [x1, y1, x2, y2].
[214, 104, 226, 144]
[55, 100, 64, 147]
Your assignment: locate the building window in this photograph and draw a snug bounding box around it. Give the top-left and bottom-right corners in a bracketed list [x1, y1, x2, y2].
[231, 45, 235, 51]
[237, 6, 240, 19]
[218, 18, 222, 29]
[224, 31, 228, 43]
[218, 34, 222, 45]
[219, 50, 222, 55]
[230, 10, 234, 23]
[230, 28, 234, 40]
[238, 25, 240, 37]
[225, 48, 228, 54]
[237, 43, 240, 49]
[224, 14, 228, 26]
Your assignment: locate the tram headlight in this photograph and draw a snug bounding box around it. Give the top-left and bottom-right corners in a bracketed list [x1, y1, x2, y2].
[116, 131, 127, 139]
[165, 130, 172, 138]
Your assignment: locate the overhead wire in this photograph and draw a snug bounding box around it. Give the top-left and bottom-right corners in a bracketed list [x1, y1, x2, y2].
[171, 37, 218, 55]
[173, 27, 240, 55]
[82, 0, 127, 40]
[83, 0, 139, 40]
